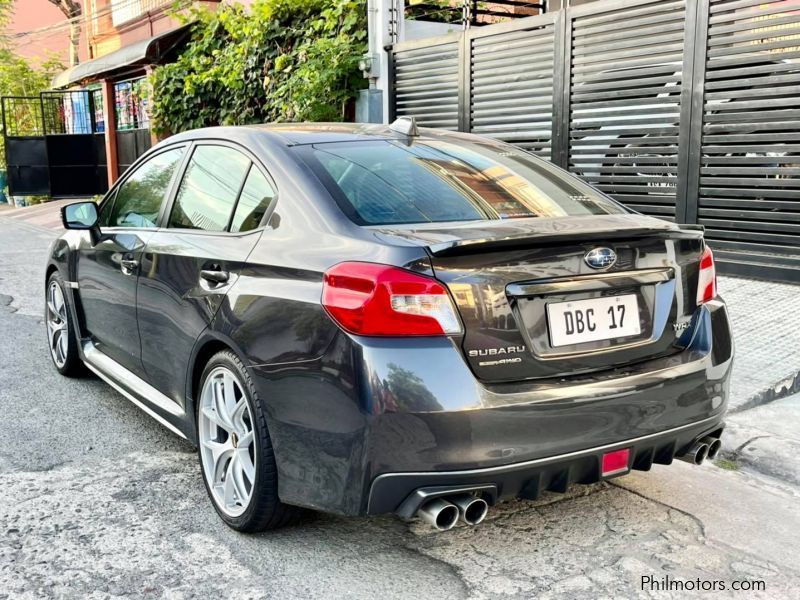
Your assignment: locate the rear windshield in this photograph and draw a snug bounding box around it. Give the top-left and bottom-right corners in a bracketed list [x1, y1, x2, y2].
[303, 139, 626, 226]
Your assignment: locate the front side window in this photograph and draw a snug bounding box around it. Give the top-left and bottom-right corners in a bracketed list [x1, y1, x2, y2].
[168, 145, 251, 232]
[103, 147, 185, 228]
[305, 139, 627, 226]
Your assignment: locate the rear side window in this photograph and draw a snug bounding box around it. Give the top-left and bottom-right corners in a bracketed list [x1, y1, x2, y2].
[305, 139, 626, 225]
[102, 147, 185, 228]
[168, 145, 251, 231]
[230, 168, 275, 233]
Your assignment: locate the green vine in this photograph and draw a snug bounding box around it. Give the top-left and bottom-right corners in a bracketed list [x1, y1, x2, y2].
[150, 0, 367, 136]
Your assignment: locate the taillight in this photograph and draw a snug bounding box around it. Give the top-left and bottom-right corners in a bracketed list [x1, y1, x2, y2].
[321, 262, 462, 336]
[696, 245, 717, 305]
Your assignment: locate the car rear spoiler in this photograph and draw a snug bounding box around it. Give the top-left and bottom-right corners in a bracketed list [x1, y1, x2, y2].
[426, 224, 705, 257]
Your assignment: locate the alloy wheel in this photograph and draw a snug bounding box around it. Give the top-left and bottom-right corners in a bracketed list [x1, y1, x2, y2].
[198, 366, 257, 517]
[46, 280, 69, 368]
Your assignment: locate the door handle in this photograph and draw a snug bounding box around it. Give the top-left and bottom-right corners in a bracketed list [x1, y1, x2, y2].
[120, 258, 139, 273]
[200, 269, 230, 285]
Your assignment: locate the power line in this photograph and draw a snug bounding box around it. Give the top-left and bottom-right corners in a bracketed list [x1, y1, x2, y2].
[10, 0, 188, 42]
[12, 0, 142, 37]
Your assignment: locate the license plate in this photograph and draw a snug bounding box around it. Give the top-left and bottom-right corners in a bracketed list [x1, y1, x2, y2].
[546, 294, 641, 348]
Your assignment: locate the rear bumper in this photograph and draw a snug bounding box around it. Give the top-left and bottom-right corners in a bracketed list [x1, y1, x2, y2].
[367, 415, 724, 515]
[251, 300, 732, 516]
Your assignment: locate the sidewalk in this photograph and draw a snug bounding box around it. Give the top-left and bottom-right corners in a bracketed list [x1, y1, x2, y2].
[718, 276, 800, 412]
[712, 277, 800, 487]
[722, 393, 800, 486]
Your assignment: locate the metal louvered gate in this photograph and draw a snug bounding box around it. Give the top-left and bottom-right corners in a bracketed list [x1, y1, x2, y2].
[469, 14, 559, 159]
[695, 0, 800, 279]
[392, 35, 461, 129]
[567, 1, 688, 222]
[389, 0, 800, 282]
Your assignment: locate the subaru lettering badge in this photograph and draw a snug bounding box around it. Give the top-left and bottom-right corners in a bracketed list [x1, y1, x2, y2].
[584, 247, 617, 270]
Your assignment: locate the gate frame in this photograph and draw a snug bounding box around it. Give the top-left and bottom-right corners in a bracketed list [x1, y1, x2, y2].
[1, 95, 50, 197]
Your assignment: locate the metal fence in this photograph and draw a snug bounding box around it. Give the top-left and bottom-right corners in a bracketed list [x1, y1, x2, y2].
[389, 0, 800, 282]
[2, 82, 154, 197]
[2, 90, 108, 198]
[113, 78, 153, 174]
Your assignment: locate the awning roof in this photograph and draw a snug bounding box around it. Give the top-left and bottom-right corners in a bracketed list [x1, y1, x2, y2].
[52, 24, 191, 89]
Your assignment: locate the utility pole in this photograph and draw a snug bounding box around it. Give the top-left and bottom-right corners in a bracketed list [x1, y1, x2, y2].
[359, 0, 404, 123]
[46, 0, 81, 67]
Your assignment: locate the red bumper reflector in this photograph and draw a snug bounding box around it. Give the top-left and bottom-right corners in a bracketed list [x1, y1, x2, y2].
[602, 448, 631, 476]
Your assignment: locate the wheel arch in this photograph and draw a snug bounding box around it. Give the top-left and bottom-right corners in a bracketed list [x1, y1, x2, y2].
[185, 332, 253, 439]
[45, 263, 59, 285]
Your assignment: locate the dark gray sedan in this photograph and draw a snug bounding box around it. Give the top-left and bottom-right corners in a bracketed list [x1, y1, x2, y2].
[45, 120, 732, 532]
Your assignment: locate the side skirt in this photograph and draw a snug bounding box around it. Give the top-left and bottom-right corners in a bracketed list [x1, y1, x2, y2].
[82, 341, 188, 440]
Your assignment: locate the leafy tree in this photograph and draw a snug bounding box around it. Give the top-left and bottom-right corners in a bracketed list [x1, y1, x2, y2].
[0, 0, 10, 29]
[150, 0, 367, 136]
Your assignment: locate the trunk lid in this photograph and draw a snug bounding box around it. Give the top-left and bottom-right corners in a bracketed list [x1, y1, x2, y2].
[372, 215, 705, 382]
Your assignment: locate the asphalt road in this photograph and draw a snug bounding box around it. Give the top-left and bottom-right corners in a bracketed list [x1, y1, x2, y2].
[1, 217, 799, 599]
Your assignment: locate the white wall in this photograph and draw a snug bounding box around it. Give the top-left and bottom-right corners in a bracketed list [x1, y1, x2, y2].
[367, 0, 406, 123]
[404, 19, 458, 40]
[367, 2, 463, 122]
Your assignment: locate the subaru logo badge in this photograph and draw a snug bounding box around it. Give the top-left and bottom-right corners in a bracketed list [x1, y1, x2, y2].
[584, 247, 617, 270]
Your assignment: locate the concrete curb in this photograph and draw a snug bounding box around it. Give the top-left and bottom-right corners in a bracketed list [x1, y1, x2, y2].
[728, 369, 800, 415]
[719, 420, 800, 487]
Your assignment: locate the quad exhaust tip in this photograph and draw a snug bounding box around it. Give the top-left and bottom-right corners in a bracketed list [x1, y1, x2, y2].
[702, 436, 722, 460]
[679, 441, 709, 465]
[417, 498, 460, 531]
[416, 494, 489, 530]
[679, 436, 722, 465]
[450, 494, 489, 526]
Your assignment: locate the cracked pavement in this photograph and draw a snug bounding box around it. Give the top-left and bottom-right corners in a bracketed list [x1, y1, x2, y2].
[1, 217, 799, 599]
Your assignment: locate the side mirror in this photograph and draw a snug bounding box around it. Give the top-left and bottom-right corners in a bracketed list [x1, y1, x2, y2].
[61, 201, 99, 230]
[61, 201, 106, 245]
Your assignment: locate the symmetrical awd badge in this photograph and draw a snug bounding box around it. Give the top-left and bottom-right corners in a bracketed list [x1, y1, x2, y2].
[584, 247, 617, 270]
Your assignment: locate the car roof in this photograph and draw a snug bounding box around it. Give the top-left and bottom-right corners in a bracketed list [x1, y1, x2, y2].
[244, 122, 404, 144]
[164, 122, 473, 147]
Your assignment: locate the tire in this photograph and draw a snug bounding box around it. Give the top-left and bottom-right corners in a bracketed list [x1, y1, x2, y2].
[196, 349, 303, 532]
[45, 271, 85, 377]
